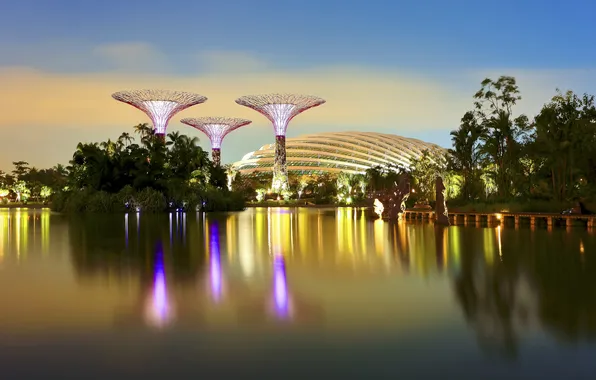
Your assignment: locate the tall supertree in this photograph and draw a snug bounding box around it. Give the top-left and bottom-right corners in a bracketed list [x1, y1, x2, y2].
[180, 117, 252, 167]
[112, 90, 207, 141]
[235, 94, 325, 192]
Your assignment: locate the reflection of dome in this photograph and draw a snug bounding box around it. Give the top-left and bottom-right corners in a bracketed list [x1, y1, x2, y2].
[232, 131, 445, 175]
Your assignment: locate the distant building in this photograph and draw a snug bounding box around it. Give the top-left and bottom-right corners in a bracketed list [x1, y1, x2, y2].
[232, 131, 445, 176]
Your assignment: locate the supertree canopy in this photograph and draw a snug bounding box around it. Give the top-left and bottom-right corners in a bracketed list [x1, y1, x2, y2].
[235, 94, 325, 192]
[180, 117, 252, 167]
[112, 90, 207, 140]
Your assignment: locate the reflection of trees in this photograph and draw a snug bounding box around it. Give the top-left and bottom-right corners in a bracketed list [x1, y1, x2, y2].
[67, 213, 206, 284]
[452, 228, 523, 358]
[452, 228, 596, 357]
[525, 233, 596, 342]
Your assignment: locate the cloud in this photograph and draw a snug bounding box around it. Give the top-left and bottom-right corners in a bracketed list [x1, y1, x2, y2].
[92, 42, 168, 72]
[196, 51, 268, 73]
[1, 44, 595, 169]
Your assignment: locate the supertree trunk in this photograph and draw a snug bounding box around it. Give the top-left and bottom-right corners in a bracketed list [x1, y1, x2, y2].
[212, 148, 221, 167]
[273, 135, 288, 192]
[155, 133, 166, 143]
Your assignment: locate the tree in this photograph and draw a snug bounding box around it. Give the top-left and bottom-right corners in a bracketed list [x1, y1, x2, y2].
[473, 76, 530, 198]
[448, 111, 485, 200]
[410, 149, 448, 202]
[531, 90, 596, 200]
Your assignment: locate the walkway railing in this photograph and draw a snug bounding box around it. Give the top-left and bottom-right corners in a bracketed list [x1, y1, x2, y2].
[403, 210, 596, 230]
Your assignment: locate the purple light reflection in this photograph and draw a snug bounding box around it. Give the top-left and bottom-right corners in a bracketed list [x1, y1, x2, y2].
[210, 222, 222, 302]
[145, 243, 173, 328]
[273, 255, 289, 318]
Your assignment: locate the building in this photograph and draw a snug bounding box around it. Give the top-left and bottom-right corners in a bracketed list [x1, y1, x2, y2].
[232, 131, 445, 176]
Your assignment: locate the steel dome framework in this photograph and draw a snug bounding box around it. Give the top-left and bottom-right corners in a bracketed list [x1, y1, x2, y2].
[232, 131, 445, 176]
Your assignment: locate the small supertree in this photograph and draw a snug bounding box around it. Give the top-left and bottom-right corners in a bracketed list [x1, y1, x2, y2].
[235, 94, 325, 192]
[180, 117, 252, 167]
[112, 90, 207, 141]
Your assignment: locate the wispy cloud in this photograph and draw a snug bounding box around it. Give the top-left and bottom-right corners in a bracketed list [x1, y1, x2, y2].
[92, 42, 169, 72]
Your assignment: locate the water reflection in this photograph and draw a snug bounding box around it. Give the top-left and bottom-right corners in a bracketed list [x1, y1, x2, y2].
[0, 207, 595, 360]
[209, 221, 222, 303]
[144, 242, 174, 328]
[273, 255, 289, 319]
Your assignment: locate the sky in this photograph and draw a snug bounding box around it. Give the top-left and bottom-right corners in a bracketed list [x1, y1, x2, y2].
[1, 0, 596, 171]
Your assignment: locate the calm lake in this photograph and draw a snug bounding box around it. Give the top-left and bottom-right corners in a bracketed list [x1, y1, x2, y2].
[1, 207, 595, 379]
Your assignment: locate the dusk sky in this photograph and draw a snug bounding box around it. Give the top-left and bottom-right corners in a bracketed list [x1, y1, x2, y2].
[1, 0, 595, 171]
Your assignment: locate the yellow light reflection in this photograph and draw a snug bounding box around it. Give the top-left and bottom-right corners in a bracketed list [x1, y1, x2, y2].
[255, 209, 265, 253]
[226, 215, 237, 258]
[496, 225, 502, 259]
[0, 213, 5, 261]
[374, 218, 385, 256]
[41, 210, 50, 254]
[580, 240, 585, 254]
[483, 228, 495, 265]
[448, 227, 461, 267]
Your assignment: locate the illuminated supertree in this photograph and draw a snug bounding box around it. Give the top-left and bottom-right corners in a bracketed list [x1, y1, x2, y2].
[112, 90, 207, 141]
[235, 94, 325, 192]
[180, 117, 252, 167]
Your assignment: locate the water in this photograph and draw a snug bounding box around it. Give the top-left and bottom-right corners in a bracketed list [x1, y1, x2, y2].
[0, 207, 595, 379]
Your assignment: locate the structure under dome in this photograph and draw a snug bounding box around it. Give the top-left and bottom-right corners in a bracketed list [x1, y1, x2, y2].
[181, 117, 252, 167]
[232, 131, 445, 176]
[112, 89, 207, 140]
[235, 94, 325, 192]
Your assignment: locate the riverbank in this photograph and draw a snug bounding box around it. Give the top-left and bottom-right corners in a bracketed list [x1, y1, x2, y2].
[0, 203, 49, 209]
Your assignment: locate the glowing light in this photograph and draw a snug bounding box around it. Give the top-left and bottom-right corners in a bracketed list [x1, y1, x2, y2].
[112, 89, 207, 135]
[181, 117, 252, 167]
[495, 213, 502, 221]
[210, 222, 222, 302]
[273, 255, 289, 318]
[374, 199, 384, 217]
[580, 240, 585, 254]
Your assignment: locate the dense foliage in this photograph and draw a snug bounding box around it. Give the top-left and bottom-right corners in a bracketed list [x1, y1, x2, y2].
[407, 76, 596, 211]
[0, 123, 244, 213]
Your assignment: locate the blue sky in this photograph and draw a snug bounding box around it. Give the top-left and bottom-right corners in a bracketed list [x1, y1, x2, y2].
[1, 0, 595, 170]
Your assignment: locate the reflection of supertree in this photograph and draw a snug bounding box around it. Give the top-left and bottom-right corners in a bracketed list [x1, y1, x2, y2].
[273, 255, 290, 318]
[144, 242, 175, 328]
[235, 94, 325, 192]
[112, 90, 207, 140]
[181, 117, 252, 167]
[209, 221, 223, 302]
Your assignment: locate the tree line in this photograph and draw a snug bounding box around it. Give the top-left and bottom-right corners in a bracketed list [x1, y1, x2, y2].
[1, 123, 244, 212]
[407, 76, 596, 211]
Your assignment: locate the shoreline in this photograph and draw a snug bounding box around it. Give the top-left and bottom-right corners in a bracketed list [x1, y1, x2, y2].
[0, 203, 50, 210]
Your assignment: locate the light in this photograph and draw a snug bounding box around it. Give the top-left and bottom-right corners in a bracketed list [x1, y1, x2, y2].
[373, 198, 384, 217]
[346, 196, 353, 204]
[495, 213, 502, 220]
[262, 103, 297, 136]
[136, 207, 141, 212]
[580, 240, 585, 254]
[142, 100, 178, 134]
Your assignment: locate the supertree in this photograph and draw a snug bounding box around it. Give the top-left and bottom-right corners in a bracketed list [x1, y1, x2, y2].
[235, 94, 325, 192]
[112, 89, 207, 141]
[180, 117, 252, 167]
